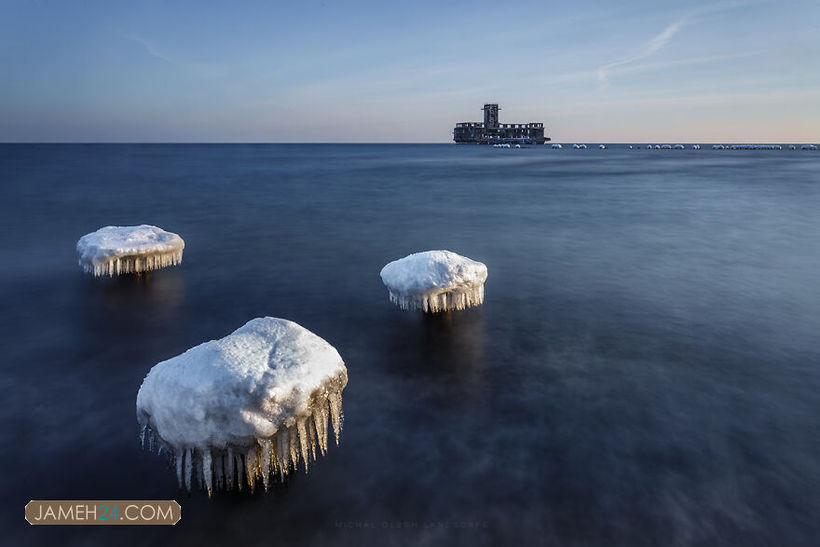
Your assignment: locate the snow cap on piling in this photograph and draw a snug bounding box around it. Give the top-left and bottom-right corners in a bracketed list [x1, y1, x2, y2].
[77, 224, 184, 276]
[380, 250, 488, 313]
[136, 317, 348, 495]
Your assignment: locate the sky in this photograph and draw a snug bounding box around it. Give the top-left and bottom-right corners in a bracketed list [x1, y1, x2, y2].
[1, 0, 818, 142]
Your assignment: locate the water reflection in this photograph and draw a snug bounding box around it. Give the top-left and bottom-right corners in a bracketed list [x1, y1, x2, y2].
[418, 311, 486, 378]
[78, 270, 186, 336]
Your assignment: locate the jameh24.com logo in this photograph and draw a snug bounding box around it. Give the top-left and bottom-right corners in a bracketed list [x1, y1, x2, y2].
[25, 500, 180, 525]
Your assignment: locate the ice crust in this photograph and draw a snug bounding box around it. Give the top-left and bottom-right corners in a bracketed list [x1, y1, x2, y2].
[136, 317, 348, 495]
[76, 225, 184, 276]
[380, 250, 488, 313]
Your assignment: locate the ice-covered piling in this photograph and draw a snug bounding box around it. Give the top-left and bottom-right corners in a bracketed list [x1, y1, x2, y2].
[77, 225, 184, 277]
[380, 250, 488, 313]
[136, 317, 348, 496]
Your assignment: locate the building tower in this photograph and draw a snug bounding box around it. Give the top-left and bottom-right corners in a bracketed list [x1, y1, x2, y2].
[482, 104, 499, 128]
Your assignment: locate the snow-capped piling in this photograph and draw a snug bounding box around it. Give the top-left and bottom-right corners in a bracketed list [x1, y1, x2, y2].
[77, 225, 184, 277]
[136, 317, 348, 496]
[380, 250, 488, 313]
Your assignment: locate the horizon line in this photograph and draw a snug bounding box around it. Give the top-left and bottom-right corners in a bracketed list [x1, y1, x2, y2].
[1, 141, 818, 145]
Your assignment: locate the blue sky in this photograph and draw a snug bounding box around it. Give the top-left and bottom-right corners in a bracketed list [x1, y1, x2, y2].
[1, 0, 818, 142]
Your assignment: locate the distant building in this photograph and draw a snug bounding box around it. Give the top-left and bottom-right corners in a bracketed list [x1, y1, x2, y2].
[453, 104, 549, 145]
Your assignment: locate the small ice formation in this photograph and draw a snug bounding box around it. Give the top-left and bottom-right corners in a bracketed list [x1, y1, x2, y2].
[380, 250, 488, 313]
[674, 144, 685, 150]
[136, 317, 348, 496]
[551, 143, 563, 149]
[599, 144, 606, 149]
[77, 225, 184, 277]
[728, 144, 782, 150]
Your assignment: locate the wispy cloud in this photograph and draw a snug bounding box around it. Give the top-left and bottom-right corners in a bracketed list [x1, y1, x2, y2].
[547, 52, 757, 87]
[122, 33, 225, 78]
[596, 18, 687, 88]
[593, 0, 772, 89]
[123, 34, 175, 65]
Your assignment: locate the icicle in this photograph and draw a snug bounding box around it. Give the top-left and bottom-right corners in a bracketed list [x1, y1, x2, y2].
[184, 447, 193, 492]
[202, 450, 213, 497]
[288, 425, 300, 471]
[175, 447, 184, 488]
[306, 416, 318, 462]
[277, 429, 290, 481]
[296, 418, 310, 473]
[140, 425, 147, 449]
[260, 439, 272, 491]
[214, 453, 224, 491]
[235, 452, 244, 492]
[314, 403, 329, 456]
[196, 453, 204, 490]
[143, 408, 345, 495]
[387, 284, 485, 313]
[270, 436, 280, 479]
[245, 449, 256, 493]
[226, 447, 235, 490]
[253, 445, 262, 484]
[329, 390, 344, 446]
[80, 248, 185, 277]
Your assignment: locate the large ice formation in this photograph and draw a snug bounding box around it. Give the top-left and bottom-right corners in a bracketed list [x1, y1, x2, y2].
[136, 317, 348, 496]
[77, 225, 184, 276]
[380, 250, 488, 313]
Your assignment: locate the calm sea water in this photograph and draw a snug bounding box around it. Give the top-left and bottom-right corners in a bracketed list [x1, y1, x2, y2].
[2, 144, 820, 546]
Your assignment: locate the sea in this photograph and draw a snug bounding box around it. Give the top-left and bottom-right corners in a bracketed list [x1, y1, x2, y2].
[1, 144, 819, 546]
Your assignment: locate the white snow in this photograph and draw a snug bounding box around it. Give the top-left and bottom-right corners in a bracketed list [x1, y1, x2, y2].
[76, 225, 184, 276]
[380, 250, 488, 313]
[136, 317, 348, 495]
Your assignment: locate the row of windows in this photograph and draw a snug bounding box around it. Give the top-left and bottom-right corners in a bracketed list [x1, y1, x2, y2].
[456, 122, 543, 128]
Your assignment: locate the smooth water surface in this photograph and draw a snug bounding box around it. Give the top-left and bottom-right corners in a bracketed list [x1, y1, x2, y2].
[1, 144, 819, 546]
